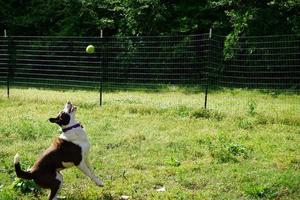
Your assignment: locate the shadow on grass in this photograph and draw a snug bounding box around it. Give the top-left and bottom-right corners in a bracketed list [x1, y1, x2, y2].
[2, 82, 299, 96]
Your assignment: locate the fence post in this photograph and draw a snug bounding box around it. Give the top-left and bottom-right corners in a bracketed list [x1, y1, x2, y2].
[4, 29, 14, 99]
[204, 28, 212, 109]
[7, 35, 16, 99]
[4, 30, 9, 98]
[99, 30, 103, 106]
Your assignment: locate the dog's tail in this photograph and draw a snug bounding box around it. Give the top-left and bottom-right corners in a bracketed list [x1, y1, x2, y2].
[14, 153, 34, 180]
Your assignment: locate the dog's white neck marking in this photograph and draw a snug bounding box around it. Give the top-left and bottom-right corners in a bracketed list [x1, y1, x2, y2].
[59, 121, 90, 153]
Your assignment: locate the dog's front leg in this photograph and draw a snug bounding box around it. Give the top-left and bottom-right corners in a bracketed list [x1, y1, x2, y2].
[77, 160, 104, 187]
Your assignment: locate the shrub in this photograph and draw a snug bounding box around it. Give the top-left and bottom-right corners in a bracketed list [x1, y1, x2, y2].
[237, 117, 255, 129]
[208, 134, 250, 163]
[245, 185, 280, 199]
[12, 178, 41, 194]
[190, 108, 224, 121]
[165, 157, 181, 167]
[247, 99, 257, 116]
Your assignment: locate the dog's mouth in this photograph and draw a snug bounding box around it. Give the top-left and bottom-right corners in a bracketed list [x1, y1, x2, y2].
[49, 101, 77, 126]
[64, 101, 77, 113]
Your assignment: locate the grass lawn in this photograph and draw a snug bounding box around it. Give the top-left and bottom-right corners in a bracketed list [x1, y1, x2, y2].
[0, 87, 299, 200]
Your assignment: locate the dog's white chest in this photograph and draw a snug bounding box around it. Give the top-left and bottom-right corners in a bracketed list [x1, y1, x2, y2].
[59, 128, 90, 152]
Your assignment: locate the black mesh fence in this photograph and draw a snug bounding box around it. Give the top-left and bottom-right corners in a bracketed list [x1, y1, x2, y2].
[219, 35, 300, 90]
[0, 37, 8, 87]
[102, 34, 208, 90]
[0, 36, 102, 89]
[0, 34, 299, 94]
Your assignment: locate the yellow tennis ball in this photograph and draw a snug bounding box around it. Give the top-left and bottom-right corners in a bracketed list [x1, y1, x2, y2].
[86, 45, 95, 54]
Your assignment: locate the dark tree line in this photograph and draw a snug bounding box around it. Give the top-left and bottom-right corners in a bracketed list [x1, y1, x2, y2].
[1, 0, 299, 37]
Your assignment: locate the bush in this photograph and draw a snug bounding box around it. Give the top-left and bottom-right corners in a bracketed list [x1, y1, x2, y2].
[190, 108, 224, 121]
[247, 99, 257, 116]
[208, 134, 250, 163]
[245, 185, 280, 199]
[12, 178, 41, 194]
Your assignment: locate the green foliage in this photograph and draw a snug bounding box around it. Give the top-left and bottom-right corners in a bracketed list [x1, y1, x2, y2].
[190, 108, 224, 121]
[12, 178, 41, 194]
[247, 99, 257, 116]
[165, 157, 181, 167]
[208, 133, 250, 163]
[237, 117, 256, 130]
[1, 0, 298, 37]
[1, 0, 298, 65]
[211, 0, 299, 59]
[245, 184, 280, 199]
[101, 192, 114, 200]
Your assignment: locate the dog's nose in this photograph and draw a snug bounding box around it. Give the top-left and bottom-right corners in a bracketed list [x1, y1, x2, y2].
[67, 101, 72, 104]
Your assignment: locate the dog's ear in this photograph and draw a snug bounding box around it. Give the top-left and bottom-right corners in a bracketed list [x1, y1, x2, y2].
[49, 113, 70, 126]
[49, 117, 58, 123]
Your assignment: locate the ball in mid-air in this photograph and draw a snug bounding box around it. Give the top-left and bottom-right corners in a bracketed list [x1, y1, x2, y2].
[86, 45, 95, 54]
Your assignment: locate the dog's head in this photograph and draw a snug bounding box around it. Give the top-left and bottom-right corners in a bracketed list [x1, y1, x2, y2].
[49, 101, 77, 127]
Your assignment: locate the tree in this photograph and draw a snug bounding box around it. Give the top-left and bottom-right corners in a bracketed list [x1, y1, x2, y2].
[0, 0, 298, 36]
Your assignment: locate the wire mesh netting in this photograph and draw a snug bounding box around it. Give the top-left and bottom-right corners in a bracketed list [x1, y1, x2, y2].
[0, 36, 102, 89]
[0, 34, 299, 92]
[0, 37, 8, 86]
[218, 35, 300, 90]
[102, 34, 208, 90]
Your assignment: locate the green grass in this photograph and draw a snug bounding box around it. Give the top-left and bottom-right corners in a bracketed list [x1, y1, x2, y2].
[0, 87, 299, 200]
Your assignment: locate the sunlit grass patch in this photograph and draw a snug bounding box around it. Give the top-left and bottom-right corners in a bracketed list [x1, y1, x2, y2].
[0, 87, 299, 199]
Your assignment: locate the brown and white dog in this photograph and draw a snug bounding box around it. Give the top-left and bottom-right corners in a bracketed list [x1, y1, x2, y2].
[13, 101, 103, 200]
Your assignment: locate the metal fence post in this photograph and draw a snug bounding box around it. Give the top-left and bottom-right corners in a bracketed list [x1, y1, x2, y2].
[4, 30, 9, 98]
[7, 36, 16, 99]
[204, 28, 212, 109]
[5, 30, 16, 99]
[99, 30, 103, 106]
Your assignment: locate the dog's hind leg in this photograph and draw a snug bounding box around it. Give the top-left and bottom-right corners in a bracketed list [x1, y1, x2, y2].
[35, 172, 63, 200]
[48, 173, 63, 200]
[54, 172, 63, 199]
[48, 179, 60, 200]
[77, 160, 104, 187]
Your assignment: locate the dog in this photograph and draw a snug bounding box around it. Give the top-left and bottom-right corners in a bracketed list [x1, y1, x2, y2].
[13, 101, 103, 200]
